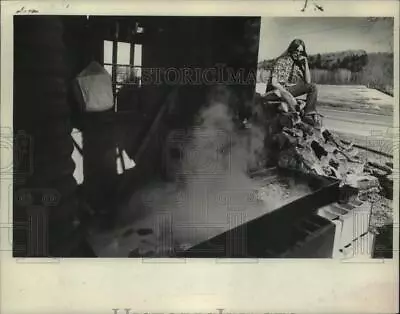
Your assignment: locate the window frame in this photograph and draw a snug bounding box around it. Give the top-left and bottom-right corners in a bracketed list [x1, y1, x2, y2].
[102, 21, 144, 109]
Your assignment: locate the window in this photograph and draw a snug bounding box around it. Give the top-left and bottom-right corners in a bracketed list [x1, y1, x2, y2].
[103, 40, 113, 76]
[133, 44, 142, 86]
[103, 23, 144, 110]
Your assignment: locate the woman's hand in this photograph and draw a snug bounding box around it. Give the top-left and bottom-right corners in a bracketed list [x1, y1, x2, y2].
[271, 77, 297, 111]
[280, 90, 298, 111]
[298, 55, 308, 65]
[299, 56, 311, 84]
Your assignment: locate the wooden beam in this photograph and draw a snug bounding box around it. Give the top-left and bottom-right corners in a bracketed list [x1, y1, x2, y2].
[129, 23, 135, 66]
[129, 22, 135, 81]
[112, 21, 119, 110]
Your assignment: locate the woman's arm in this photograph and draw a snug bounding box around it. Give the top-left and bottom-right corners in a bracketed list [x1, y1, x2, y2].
[271, 77, 297, 110]
[300, 57, 311, 84]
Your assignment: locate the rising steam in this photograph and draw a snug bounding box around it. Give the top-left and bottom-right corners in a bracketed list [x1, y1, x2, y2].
[91, 85, 311, 257]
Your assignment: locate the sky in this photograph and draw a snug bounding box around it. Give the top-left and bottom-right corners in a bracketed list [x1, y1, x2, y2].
[258, 17, 394, 61]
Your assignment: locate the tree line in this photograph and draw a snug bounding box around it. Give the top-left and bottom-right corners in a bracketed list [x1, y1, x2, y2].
[257, 50, 393, 96]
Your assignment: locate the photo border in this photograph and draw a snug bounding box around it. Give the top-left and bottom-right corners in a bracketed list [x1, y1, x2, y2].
[1, 1, 399, 313]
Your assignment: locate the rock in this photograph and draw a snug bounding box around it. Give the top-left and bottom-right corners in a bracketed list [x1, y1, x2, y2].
[311, 140, 328, 159]
[344, 174, 380, 190]
[295, 121, 314, 136]
[278, 102, 289, 113]
[255, 95, 391, 197]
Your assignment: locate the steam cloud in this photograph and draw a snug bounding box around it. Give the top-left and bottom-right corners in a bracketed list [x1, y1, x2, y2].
[92, 85, 311, 257]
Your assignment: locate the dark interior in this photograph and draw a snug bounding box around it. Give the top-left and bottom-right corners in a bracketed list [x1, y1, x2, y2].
[13, 15, 261, 257]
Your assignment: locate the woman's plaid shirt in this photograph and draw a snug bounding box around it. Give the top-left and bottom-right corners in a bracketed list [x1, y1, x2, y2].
[270, 55, 304, 87]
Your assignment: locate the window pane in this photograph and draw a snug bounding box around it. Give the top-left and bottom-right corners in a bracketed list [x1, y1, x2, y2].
[134, 66, 142, 79]
[118, 42, 130, 65]
[133, 44, 142, 86]
[104, 65, 112, 76]
[116, 65, 130, 83]
[133, 44, 142, 67]
[103, 40, 113, 64]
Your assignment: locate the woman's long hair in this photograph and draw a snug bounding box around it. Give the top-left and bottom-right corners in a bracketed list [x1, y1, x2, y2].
[278, 38, 308, 59]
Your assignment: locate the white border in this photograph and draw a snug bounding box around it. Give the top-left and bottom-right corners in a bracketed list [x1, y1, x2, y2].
[1, 1, 399, 313]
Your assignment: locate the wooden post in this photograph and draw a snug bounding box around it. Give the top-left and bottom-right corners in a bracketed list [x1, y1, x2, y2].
[129, 22, 135, 78]
[112, 21, 119, 111]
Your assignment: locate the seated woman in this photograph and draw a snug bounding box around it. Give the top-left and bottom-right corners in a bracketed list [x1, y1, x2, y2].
[263, 38, 320, 126]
